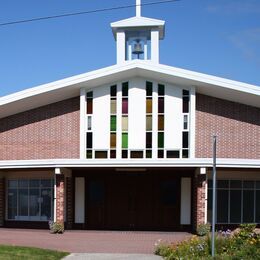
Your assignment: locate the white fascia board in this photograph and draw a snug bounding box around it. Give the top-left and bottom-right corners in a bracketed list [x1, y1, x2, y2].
[0, 158, 259, 169]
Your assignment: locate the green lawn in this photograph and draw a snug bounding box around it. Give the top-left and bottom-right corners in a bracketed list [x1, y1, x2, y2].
[0, 245, 69, 260]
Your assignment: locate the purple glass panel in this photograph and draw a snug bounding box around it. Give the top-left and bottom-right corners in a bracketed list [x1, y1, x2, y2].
[122, 98, 128, 114]
[158, 97, 164, 113]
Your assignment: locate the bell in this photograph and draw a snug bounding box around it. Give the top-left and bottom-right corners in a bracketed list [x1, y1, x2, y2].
[132, 40, 144, 57]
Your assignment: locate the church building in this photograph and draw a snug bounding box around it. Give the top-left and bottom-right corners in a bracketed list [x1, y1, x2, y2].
[0, 0, 259, 231]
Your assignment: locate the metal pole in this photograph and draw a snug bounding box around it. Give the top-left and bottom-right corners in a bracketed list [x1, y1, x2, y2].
[211, 135, 217, 257]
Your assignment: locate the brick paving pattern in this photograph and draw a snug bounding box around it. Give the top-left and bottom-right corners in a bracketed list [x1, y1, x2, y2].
[0, 229, 191, 253]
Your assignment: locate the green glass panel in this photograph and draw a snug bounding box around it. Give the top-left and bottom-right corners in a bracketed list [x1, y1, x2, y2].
[110, 116, 117, 131]
[122, 133, 128, 148]
[158, 132, 164, 148]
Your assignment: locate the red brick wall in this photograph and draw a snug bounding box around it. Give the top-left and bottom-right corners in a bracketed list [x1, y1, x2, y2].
[0, 97, 80, 160]
[196, 94, 260, 159]
[56, 174, 64, 223]
[0, 178, 5, 226]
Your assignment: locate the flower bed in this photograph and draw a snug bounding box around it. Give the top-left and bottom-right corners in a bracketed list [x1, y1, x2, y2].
[155, 224, 260, 259]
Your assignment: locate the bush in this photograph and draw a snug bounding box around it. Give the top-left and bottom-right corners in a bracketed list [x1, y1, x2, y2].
[155, 224, 260, 259]
[197, 223, 211, 236]
[49, 221, 64, 234]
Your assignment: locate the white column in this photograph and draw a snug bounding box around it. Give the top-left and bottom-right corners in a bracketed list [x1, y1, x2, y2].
[189, 86, 196, 158]
[80, 88, 86, 159]
[180, 177, 191, 225]
[151, 30, 159, 63]
[117, 31, 126, 64]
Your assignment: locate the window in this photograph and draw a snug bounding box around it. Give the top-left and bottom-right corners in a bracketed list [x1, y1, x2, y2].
[121, 82, 129, 158]
[110, 85, 117, 158]
[157, 84, 165, 158]
[208, 180, 260, 224]
[86, 91, 93, 158]
[146, 81, 153, 158]
[7, 179, 53, 221]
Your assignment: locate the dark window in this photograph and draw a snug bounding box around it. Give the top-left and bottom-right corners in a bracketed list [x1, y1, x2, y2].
[122, 150, 128, 158]
[217, 180, 229, 189]
[256, 191, 260, 223]
[158, 150, 164, 158]
[86, 150, 92, 159]
[182, 97, 189, 113]
[95, 151, 108, 159]
[122, 82, 129, 96]
[146, 81, 153, 96]
[230, 180, 242, 189]
[182, 132, 189, 148]
[230, 190, 241, 223]
[243, 190, 254, 222]
[217, 190, 229, 223]
[167, 150, 180, 158]
[86, 133, 93, 149]
[158, 132, 164, 148]
[158, 84, 165, 96]
[146, 150, 152, 158]
[110, 85, 117, 97]
[160, 181, 177, 205]
[130, 151, 143, 159]
[182, 90, 189, 96]
[110, 150, 116, 159]
[158, 97, 164, 113]
[89, 181, 104, 204]
[182, 149, 189, 158]
[146, 132, 152, 148]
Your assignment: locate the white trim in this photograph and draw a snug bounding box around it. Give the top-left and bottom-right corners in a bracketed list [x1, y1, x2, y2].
[80, 88, 86, 159]
[189, 86, 196, 158]
[0, 158, 259, 169]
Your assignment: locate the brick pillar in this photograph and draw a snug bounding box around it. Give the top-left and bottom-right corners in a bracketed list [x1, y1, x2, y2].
[56, 174, 65, 224]
[0, 178, 4, 227]
[66, 177, 73, 229]
[193, 172, 206, 231]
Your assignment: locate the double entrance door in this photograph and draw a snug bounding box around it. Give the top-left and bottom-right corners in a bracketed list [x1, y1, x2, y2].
[85, 172, 180, 231]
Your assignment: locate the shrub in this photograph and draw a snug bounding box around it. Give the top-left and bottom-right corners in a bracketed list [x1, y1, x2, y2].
[197, 223, 211, 236]
[49, 221, 64, 234]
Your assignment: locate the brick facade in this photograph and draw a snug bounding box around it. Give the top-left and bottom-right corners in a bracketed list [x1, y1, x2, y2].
[193, 173, 206, 231]
[196, 94, 260, 159]
[0, 178, 4, 227]
[56, 174, 65, 223]
[0, 97, 80, 160]
[66, 176, 73, 229]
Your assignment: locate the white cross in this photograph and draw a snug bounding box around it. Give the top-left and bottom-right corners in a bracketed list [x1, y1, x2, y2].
[136, 0, 141, 17]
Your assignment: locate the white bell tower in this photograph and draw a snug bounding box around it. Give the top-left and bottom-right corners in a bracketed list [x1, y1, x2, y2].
[111, 0, 165, 64]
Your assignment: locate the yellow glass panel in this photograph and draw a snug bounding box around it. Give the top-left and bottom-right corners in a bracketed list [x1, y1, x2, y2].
[110, 99, 117, 114]
[110, 133, 116, 148]
[158, 115, 164, 130]
[122, 116, 128, 131]
[146, 98, 152, 113]
[146, 116, 152, 131]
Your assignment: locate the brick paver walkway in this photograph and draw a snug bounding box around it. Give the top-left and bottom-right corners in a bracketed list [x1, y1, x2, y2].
[0, 229, 191, 253]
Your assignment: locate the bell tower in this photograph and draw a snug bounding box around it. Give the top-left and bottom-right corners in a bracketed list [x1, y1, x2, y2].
[111, 0, 165, 64]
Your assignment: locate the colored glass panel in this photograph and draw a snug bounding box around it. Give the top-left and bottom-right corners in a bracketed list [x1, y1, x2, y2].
[158, 132, 164, 148]
[167, 150, 180, 158]
[95, 151, 108, 159]
[146, 82, 153, 96]
[158, 97, 164, 113]
[110, 116, 117, 131]
[158, 84, 165, 96]
[182, 132, 189, 148]
[146, 132, 152, 148]
[122, 82, 128, 96]
[158, 115, 164, 130]
[182, 149, 189, 158]
[131, 151, 143, 158]
[122, 98, 128, 114]
[86, 150, 92, 159]
[122, 150, 128, 158]
[183, 96, 189, 113]
[110, 150, 116, 159]
[183, 115, 188, 130]
[87, 116, 92, 130]
[122, 116, 128, 131]
[86, 133, 92, 149]
[122, 133, 128, 148]
[110, 85, 117, 97]
[158, 150, 164, 158]
[87, 99, 93, 114]
[146, 115, 152, 131]
[146, 150, 152, 158]
[110, 99, 117, 114]
[146, 98, 152, 113]
[110, 133, 116, 148]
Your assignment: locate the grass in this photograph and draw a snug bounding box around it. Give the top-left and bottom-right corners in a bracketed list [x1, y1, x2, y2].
[0, 245, 69, 260]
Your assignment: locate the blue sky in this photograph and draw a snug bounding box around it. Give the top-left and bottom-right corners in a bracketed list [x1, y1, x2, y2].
[0, 0, 260, 96]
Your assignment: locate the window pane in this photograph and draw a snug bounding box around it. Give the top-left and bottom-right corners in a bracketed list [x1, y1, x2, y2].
[29, 189, 40, 217]
[146, 132, 152, 148]
[146, 116, 152, 131]
[87, 99, 93, 114]
[122, 98, 128, 114]
[87, 150, 92, 159]
[19, 189, 28, 217]
[256, 191, 260, 223]
[167, 150, 180, 158]
[183, 115, 188, 130]
[110, 85, 117, 97]
[87, 91, 93, 98]
[122, 133, 128, 148]
[29, 180, 40, 188]
[158, 132, 164, 148]
[87, 116, 92, 130]
[256, 181, 260, 189]
[207, 188, 212, 223]
[230, 190, 241, 223]
[86, 133, 93, 149]
[89, 181, 104, 204]
[41, 179, 52, 187]
[8, 189, 17, 219]
[122, 116, 128, 131]
[146, 82, 153, 96]
[217, 190, 228, 223]
[131, 151, 143, 158]
[158, 149, 164, 158]
[160, 181, 176, 205]
[19, 180, 28, 188]
[217, 180, 229, 189]
[243, 190, 254, 223]
[8, 180, 17, 188]
[243, 181, 254, 189]
[110, 116, 117, 131]
[182, 132, 189, 148]
[183, 90, 189, 96]
[122, 150, 128, 158]
[146, 98, 152, 113]
[146, 150, 152, 158]
[158, 115, 164, 130]
[41, 188, 52, 220]
[158, 97, 164, 113]
[110, 133, 116, 148]
[158, 84, 165, 96]
[110, 99, 117, 114]
[122, 82, 128, 96]
[182, 149, 189, 158]
[95, 151, 108, 159]
[230, 180, 242, 189]
[182, 96, 189, 113]
[110, 150, 116, 159]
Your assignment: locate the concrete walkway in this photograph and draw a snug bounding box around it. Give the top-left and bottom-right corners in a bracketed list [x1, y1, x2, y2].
[0, 228, 191, 254]
[64, 253, 162, 260]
